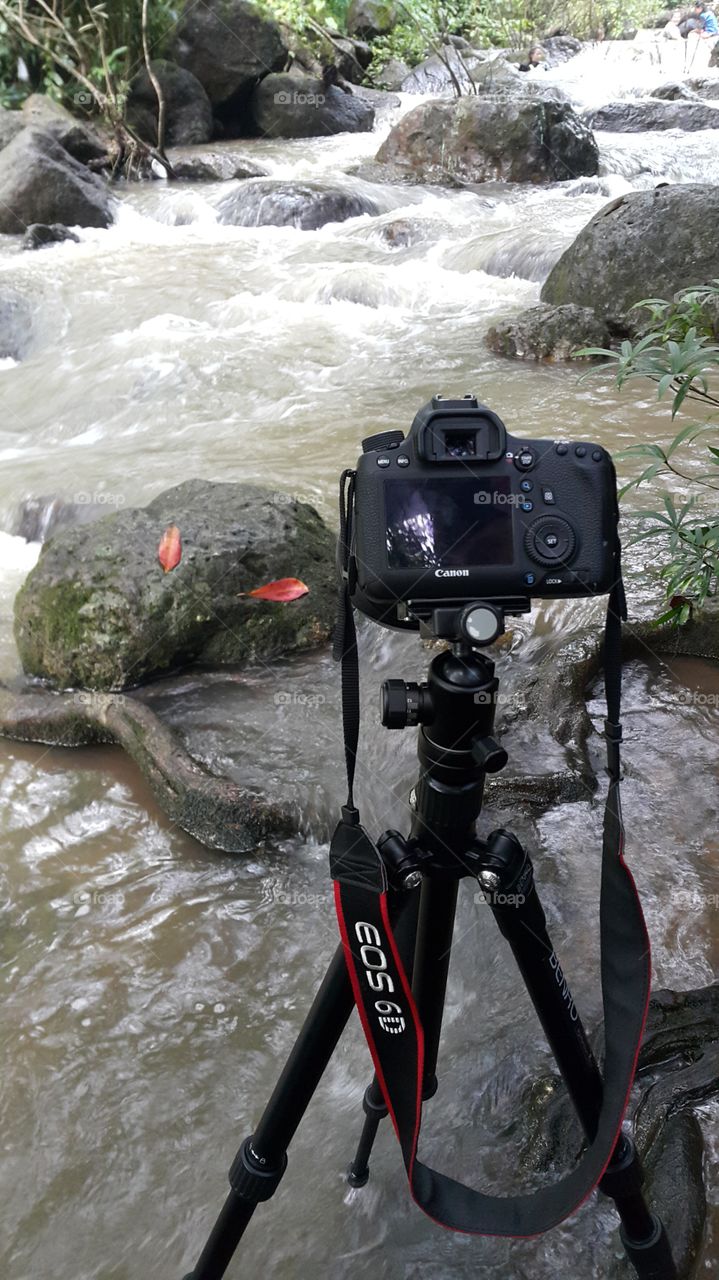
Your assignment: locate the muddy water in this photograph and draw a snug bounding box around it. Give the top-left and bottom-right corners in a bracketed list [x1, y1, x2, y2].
[0, 36, 717, 1280]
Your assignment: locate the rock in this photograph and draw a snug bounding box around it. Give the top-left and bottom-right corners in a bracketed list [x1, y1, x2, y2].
[0, 105, 24, 151]
[126, 59, 213, 147]
[649, 80, 701, 100]
[711, 41, 719, 66]
[0, 681, 295, 852]
[0, 129, 113, 235]
[372, 57, 411, 91]
[400, 48, 489, 95]
[172, 0, 288, 110]
[215, 178, 378, 229]
[21, 223, 80, 251]
[375, 97, 599, 185]
[0, 291, 34, 361]
[485, 304, 613, 361]
[14, 480, 337, 691]
[20, 94, 107, 165]
[251, 72, 375, 138]
[687, 76, 719, 99]
[347, 0, 398, 39]
[541, 34, 583, 65]
[167, 148, 267, 182]
[12, 496, 108, 542]
[326, 36, 372, 84]
[586, 98, 719, 131]
[542, 185, 719, 320]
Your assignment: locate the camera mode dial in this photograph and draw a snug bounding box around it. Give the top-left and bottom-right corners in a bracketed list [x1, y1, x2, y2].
[362, 430, 405, 453]
[525, 515, 576, 567]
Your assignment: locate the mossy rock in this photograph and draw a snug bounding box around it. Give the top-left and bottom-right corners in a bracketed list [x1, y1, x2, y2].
[14, 480, 336, 691]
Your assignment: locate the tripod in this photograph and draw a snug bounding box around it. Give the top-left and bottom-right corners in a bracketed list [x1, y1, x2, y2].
[183, 643, 676, 1280]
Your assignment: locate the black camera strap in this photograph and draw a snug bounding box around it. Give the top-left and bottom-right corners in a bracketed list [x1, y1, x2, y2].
[329, 476, 650, 1237]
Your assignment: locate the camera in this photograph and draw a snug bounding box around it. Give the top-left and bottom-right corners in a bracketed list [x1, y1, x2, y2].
[349, 395, 620, 635]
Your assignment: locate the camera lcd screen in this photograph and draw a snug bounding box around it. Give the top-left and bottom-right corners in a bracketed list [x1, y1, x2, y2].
[385, 478, 514, 569]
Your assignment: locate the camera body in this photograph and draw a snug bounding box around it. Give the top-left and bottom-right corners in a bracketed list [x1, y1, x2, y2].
[350, 396, 619, 633]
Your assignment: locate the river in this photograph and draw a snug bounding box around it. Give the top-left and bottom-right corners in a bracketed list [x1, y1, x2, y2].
[0, 35, 717, 1280]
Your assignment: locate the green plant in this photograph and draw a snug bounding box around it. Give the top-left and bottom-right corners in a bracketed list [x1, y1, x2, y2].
[577, 285, 719, 625]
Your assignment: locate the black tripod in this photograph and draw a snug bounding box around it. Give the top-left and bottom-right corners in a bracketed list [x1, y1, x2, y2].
[183, 643, 676, 1280]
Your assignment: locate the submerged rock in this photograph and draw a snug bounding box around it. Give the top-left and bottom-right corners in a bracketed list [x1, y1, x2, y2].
[172, 0, 288, 109]
[0, 128, 112, 235]
[14, 480, 336, 691]
[586, 98, 719, 131]
[376, 96, 599, 185]
[21, 223, 80, 251]
[215, 178, 378, 229]
[486, 304, 612, 361]
[251, 72, 375, 138]
[127, 59, 213, 147]
[167, 149, 267, 182]
[542, 185, 719, 319]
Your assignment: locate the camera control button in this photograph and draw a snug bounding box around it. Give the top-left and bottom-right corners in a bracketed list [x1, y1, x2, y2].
[544, 533, 559, 548]
[515, 449, 535, 471]
[519, 479, 533, 492]
[396, 454, 410, 466]
[377, 456, 391, 468]
[542, 488, 556, 504]
[592, 449, 603, 462]
[525, 516, 576, 567]
[362, 430, 404, 453]
[523, 572, 536, 586]
[520, 500, 534, 512]
[556, 442, 569, 455]
[575, 445, 587, 458]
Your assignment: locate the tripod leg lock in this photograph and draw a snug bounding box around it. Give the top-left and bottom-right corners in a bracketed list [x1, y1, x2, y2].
[599, 1134, 644, 1200]
[229, 1137, 288, 1204]
[620, 1217, 678, 1280]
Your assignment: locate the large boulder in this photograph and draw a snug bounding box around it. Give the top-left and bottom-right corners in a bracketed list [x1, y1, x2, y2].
[0, 128, 113, 235]
[400, 48, 490, 95]
[542, 185, 719, 319]
[0, 105, 24, 151]
[485, 304, 613, 361]
[347, 0, 398, 38]
[215, 178, 378, 229]
[541, 35, 583, 65]
[375, 97, 599, 185]
[586, 98, 719, 131]
[20, 94, 107, 165]
[172, 0, 288, 109]
[14, 480, 337, 691]
[251, 72, 374, 138]
[126, 59, 213, 147]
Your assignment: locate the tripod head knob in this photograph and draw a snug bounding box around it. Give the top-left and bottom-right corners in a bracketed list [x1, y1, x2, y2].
[381, 679, 433, 730]
[471, 735, 508, 774]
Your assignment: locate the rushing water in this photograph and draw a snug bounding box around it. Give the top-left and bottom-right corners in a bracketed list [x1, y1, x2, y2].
[0, 36, 718, 1280]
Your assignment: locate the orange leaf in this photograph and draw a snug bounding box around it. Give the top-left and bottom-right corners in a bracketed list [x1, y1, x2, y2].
[158, 525, 182, 573]
[245, 577, 309, 602]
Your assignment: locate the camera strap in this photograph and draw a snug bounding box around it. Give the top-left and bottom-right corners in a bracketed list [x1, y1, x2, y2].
[329, 478, 651, 1237]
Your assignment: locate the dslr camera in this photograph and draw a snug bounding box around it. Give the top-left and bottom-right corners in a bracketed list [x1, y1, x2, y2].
[349, 395, 619, 640]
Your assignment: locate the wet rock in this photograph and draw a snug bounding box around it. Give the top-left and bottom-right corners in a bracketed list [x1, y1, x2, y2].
[21, 223, 80, 251]
[326, 36, 372, 84]
[486, 304, 612, 361]
[14, 480, 337, 691]
[20, 94, 108, 165]
[687, 76, 719, 98]
[649, 80, 701, 100]
[0, 128, 113, 235]
[0, 290, 34, 361]
[0, 681, 295, 853]
[215, 178, 378, 229]
[542, 185, 719, 320]
[372, 57, 411, 91]
[541, 35, 583, 65]
[400, 47, 490, 95]
[126, 59, 213, 147]
[251, 72, 375, 138]
[586, 98, 719, 131]
[711, 41, 719, 66]
[0, 105, 24, 151]
[12, 495, 108, 542]
[167, 148, 267, 182]
[172, 0, 288, 111]
[375, 97, 599, 185]
[347, 0, 399, 39]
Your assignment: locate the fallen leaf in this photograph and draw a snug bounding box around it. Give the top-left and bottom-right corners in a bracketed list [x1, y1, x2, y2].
[243, 577, 309, 602]
[158, 525, 182, 573]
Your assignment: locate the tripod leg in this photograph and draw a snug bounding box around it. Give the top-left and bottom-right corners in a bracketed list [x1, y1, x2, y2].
[347, 876, 458, 1185]
[478, 830, 677, 1280]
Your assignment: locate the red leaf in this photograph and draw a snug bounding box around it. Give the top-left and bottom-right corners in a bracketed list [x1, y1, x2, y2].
[158, 525, 182, 573]
[245, 577, 309, 602]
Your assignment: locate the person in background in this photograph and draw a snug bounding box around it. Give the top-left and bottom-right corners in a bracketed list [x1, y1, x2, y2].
[518, 44, 548, 72]
[696, 3, 719, 36]
[663, 9, 683, 38]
